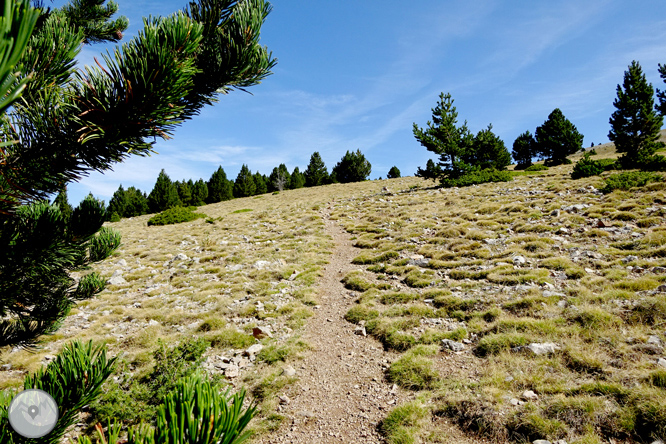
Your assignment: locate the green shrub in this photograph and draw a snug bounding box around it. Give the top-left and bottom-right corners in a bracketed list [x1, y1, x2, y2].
[601, 171, 663, 194]
[524, 163, 549, 172]
[387, 345, 439, 390]
[109, 212, 121, 222]
[147, 206, 206, 226]
[571, 153, 606, 179]
[91, 337, 211, 425]
[440, 168, 513, 188]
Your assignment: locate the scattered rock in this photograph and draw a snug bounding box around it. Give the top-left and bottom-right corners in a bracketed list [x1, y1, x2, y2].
[441, 339, 465, 352]
[1, 363, 12, 371]
[245, 344, 264, 356]
[525, 343, 559, 355]
[115, 258, 127, 267]
[550, 209, 560, 217]
[282, 365, 296, 377]
[224, 364, 239, 378]
[509, 398, 522, 406]
[253, 260, 271, 269]
[657, 358, 666, 368]
[522, 390, 538, 401]
[226, 264, 243, 271]
[622, 255, 638, 264]
[354, 326, 367, 336]
[532, 440, 551, 444]
[288, 270, 300, 281]
[279, 395, 290, 405]
[174, 253, 188, 261]
[513, 256, 526, 266]
[647, 335, 662, 346]
[408, 258, 429, 267]
[107, 271, 127, 286]
[657, 284, 666, 293]
[253, 326, 273, 339]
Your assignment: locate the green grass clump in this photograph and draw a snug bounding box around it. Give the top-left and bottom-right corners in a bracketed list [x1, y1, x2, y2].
[475, 333, 528, 356]
[601, 171, 663, 194]
[256, 340, 308, 364]
[231, 208, 253, 213]
[569, 307, 622, 330]
[380, 292, 420, 304]
[351, 250, 400, 264]
[204, 328, 256, 349]
[404, 270, 436, 288]
[627, 296, 666, 325]
[341, 271, 373, 291]
[387, 345, 439, 390]
[344, 304, 380, 324]
[147, 206, 206, 226]
[379, 401, 427, 444]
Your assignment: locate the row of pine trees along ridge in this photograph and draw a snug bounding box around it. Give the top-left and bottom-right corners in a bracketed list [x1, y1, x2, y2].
[98, 149, 374, 221]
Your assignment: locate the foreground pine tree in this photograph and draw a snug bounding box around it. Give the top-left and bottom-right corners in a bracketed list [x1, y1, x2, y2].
[0, 0, 274, 441]
[609, 60, 665, 168]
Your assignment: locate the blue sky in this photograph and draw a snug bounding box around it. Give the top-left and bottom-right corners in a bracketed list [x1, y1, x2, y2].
[65, 0, 666, 205]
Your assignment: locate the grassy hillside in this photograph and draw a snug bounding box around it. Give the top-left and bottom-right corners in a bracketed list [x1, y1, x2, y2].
[1, 143, 666, 443]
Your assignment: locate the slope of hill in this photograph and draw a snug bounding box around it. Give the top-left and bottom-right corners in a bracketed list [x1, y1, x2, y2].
[1, 150, 666, 443]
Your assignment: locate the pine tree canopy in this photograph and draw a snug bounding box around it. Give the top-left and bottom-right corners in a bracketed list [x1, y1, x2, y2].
[234, 164, 256, 197]
[387, 166, 401, 179]
[534, 108, 584, 165]
[657, 63, 666, 116]
[148, 169, 180, 212]
[414, 92, 510, 182]
[331, 149, 372, 183]
[512, 130, 536, 169]
[304, 151, 328, 187]
[609, 60, 665, 167]
[207, 165, 233, 202]
[290, 166, 305, 189]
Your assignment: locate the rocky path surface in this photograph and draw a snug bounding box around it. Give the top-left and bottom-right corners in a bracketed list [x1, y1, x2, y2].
[254, 209, 407, 443]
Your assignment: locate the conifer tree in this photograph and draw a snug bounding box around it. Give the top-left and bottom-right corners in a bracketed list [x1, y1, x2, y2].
[304, 151, 329, 187]
[269, 163, 290, 191]
[415, 159, 441, 181]
[234, 164, 256, 197]
[107, 184, 129, 219]
[332, 149, 372, 183]
[176, 180, 192, 206]
[464, 125, 511, 170]
[124, 186, 148, 217]
[252, 171, 266, 194]
[206, 166, 233, 202]
[413, 92, 474, 180]
[148, 169, 180, 212]
[53, 187, 74, 221]
[387, 166, 401, 179]
[534, 108, 584, 165]
[289, 166, 305, 189]
[512, 130, 536, 169]
[609, 60, 665, 168]
[190, 179, 208, 205]
[658, 63, 666, 116]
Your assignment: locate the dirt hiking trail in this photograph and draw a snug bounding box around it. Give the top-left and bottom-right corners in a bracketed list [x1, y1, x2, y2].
[254, 209, 487, 444]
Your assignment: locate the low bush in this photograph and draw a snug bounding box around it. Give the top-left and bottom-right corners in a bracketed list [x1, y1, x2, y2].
[571, 153, 606, 179]
[524, 163, 549, 172]
[440, 169, 513, 188]
[601, 171, 663, 194]
[147, 206, 206, 226]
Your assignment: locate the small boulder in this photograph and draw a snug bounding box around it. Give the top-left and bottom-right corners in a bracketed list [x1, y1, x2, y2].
[442, 339, 465, 352]
[174, 253, 188, 261]
[525, 343, 559, 356]
[522, 390, 538, 401]
[245, 344, 264, 356]
[253, 326, 273, 339]
[657, 358, 666, 368]
[282, 365, 296, 377]
[513, 256, 526, 266]
[253, 260, 271, 269]
[224, 364, 239, 378]
[354, 326, 367, 336]
[115, 258, 127, 267]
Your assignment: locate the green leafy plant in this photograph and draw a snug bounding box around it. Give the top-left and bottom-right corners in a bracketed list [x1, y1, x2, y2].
[524, 163, 548, 172]
[147, 206, 206, 226]
[81, 373, 256, 444]
[571, 153, 606, 179]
